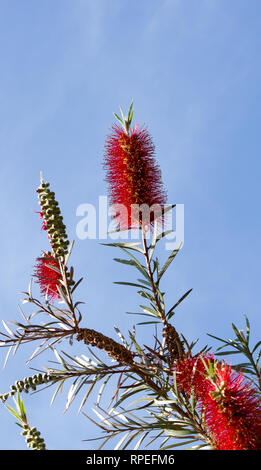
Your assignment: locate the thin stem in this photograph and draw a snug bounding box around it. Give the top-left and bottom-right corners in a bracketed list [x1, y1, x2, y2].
[60, 261, 80, 331]
[141, 228, 167, 327]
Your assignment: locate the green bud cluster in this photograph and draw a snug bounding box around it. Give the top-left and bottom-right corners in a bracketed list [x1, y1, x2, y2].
[21, 424, 46, 450]
[0, 373, 54, 402]
[37, 180, 70, 258]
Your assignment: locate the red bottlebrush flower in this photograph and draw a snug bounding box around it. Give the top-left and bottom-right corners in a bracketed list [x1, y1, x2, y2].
[175, 354, 214, 400]
[175, 355, 261, 450]
[104, 122, 167, 230]
[204, 362, 261, 450]
[34, 253, 62, 302]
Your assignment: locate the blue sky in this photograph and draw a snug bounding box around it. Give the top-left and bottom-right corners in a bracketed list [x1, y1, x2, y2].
[0, 0, 260, 449]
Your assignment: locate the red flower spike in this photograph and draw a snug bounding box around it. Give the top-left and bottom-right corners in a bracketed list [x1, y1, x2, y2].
[175, 356, 261, 450]
[204, 362, 261, 450]
[34, 253, 62, 302]
[104, 123, 167, 230]
[175, 354, 214, 400]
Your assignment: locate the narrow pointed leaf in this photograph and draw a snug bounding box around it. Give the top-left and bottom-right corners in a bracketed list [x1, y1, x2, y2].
[157, 242, 182, 281]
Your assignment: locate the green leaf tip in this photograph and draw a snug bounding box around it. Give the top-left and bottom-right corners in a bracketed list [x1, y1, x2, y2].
[113, 101, 134, 135]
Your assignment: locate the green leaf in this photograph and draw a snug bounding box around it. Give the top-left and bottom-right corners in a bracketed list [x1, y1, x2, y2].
[157, 242, 182, 282]
[231, 322, 247, 345]
[155, 230, 174, 243]
[134, 432, 149, 450]
[166, 289, 193, 318]
[119, 106, 125, 121]
[114, 112, 123, 124]
[207, 333, 231, 345]
[128, 332, 145, 358]
[64, 240, 74, 266]
[139, 305, 160, 318]
[17, 393, 27, 421]
[122, 431, 142, 450]
[137, 278, 151, 287]
[152, 258, 160, 275]
[71, 277, 83, 293]
[102, 241, 143, 253]
[137, 290, 155, 301]
[161, 439, 198, 450]
[165, 427, 196, 437]
[113, 385, 149, 408]
[187, 443, 214, 450]
[114, 281, 150, 290]
[114, 258, 136, 266]
[252, 340, 261, 355]
[96, 375, 112, 407]
[5, 405, 21, 422]
[126, 312, 151, 316]
[162, 204, 176, 215]
[244, 315, 250, 343]
[148, 219, 158, 262]
[232, 363, 256, 374]
[127, 101, 134, 120]
[215, 350, 242, 356]
[113, 258, 150, 280]
[256, 346, 261, 360]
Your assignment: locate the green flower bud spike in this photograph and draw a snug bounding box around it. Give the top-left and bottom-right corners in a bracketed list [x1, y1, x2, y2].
[37, 173, 69, 260]
[5, 392, 46, 450]
[0, 373, 57, 402]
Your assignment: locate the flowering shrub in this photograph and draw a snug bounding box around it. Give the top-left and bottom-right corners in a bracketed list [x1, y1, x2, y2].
[0, 104, 261, 451]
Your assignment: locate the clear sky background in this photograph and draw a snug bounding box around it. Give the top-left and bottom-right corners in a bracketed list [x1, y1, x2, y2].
[0, 0, 260, 450]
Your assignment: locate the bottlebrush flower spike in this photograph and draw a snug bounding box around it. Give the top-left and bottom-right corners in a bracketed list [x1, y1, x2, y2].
[104, 103, 167, 230]
[34, 253, 62, 302]
[204, 361, 261, 450]
[175, 354, 214, 400]
[36, 175, 69, 259]
[175, 355, 261, 450]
